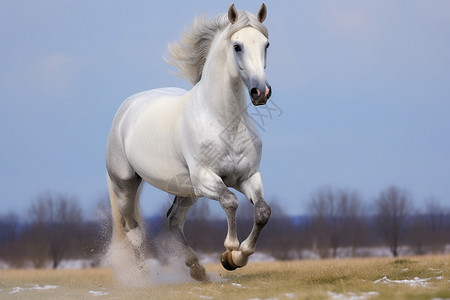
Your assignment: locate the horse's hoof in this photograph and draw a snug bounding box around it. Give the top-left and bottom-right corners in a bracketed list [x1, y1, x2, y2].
[189, 263, 207, 281]
[220, 251, 237, 271]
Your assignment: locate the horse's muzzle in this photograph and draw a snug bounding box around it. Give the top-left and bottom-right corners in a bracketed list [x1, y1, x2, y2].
[250, 84, 272, 106]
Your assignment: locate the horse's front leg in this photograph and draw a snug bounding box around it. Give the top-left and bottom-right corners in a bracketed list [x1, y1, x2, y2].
[223, 172, 271, 269]
[191, 170, 240, 262]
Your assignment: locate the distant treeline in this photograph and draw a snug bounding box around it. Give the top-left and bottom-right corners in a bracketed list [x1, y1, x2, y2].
[0, 185, 449, 268]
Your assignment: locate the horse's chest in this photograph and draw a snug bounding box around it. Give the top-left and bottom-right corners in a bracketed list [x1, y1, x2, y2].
[221, 147, 250, 173]
[198, 135, 260, 180]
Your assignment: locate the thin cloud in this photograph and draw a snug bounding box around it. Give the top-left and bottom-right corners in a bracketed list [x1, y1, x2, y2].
[32, 53, 78, 97]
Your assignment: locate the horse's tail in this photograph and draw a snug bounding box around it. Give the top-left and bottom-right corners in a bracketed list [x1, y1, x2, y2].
[107, 175, 126, 241]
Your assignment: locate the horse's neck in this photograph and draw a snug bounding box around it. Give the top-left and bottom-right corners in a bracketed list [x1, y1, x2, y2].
[195, 34, 247, 127]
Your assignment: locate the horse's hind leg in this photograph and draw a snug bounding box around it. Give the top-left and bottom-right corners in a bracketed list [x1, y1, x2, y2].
[108, 173, 145, 256]
[166, 196, 206, 281]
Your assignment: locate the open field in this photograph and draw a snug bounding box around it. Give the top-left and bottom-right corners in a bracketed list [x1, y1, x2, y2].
[0, 255, 449, 299]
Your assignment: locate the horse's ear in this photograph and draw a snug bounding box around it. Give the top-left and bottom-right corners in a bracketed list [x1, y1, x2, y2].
[228, 4, 238, 24]
[257, 3, 267, 23]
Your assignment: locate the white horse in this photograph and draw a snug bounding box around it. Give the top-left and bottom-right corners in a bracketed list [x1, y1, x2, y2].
[106, 4, 272, 281]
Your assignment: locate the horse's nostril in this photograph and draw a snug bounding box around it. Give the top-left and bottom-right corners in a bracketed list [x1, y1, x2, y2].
[250, 88, 260, 100]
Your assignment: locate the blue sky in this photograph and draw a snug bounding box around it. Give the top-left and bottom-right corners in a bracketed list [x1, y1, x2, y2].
[1, 1, 449, 218]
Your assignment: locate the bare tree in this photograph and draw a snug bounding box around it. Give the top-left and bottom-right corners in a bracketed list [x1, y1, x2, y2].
[259, 199, 295, 260]
[0, 211, 20, 244]
[308, 187, 338, 258]
[28, 193, 83, 268]
[375, 186, 413, 257]
[27, 198, 50, 268]
[423, 198, 449, 251]
[308, 187, 366, 258]
[408, 211, 428, 255]
[337, 189, 367, 256]
[0, 211, 25, 267]
[425, 198, 447, 232]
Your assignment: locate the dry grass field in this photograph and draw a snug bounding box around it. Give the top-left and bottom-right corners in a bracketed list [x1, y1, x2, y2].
[0, 255, 449, 299]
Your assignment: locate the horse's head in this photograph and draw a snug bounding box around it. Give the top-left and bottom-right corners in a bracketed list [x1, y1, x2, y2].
[228, 4, 271, 106]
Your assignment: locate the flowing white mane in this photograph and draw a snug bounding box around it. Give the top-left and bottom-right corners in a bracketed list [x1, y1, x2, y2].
[166, 10, 268, 85]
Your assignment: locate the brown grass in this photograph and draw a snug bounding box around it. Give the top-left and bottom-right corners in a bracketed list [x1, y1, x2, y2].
[1, 255, 449, 299]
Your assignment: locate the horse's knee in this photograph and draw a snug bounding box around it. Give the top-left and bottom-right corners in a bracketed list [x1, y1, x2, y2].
[219, 190, 238, 212]
[222, 199, 238, 212]
[112, 174, 142, 211]
[255, 201, 271, 227]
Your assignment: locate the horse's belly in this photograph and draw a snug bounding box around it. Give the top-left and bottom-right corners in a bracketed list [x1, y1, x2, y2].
[135, 159, 194, 196]
[128, 145, 196, 196]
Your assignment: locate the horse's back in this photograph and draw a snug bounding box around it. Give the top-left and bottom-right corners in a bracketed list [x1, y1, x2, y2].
[107, 87, 187, 148]
[119, 87, 187, 118]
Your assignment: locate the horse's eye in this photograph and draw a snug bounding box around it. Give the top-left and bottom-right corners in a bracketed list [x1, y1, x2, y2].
[233, 44, 242, 52]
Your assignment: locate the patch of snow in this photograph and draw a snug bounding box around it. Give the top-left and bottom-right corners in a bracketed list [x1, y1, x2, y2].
[89, 291, 109, 296]
[9, 287, 25, 294]
[285, 293, 295, 298]
[33, 284, 59, 290]
[328, 291, 379, 300]
[301, 244, 450, 259]
[428, 268, 443, 274]
[0, 261, 9, 269]
[299, 249, 321, 260]
[249, 252, 276, 262]
[374, 276, 432, 287]
[57, 259, 96, 269]
[8, 284, 59, 294]
[232, 282, 243, 287]
[0, 259, 98, 270]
